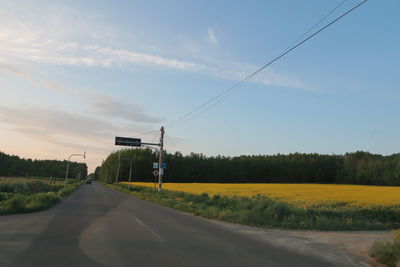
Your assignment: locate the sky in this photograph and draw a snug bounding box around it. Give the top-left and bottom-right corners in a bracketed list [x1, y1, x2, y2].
[0, 0, 399, 173]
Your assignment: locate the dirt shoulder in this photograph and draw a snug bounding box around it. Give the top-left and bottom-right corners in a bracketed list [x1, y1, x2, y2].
[214, 220, 393, 266]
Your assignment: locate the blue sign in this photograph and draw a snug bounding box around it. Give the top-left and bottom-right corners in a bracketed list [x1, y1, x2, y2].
[153, 162, 167, 169]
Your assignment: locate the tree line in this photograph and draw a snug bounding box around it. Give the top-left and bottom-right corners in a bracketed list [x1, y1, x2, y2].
[99, 149, 400, 186]
[0, 151, 88, 179]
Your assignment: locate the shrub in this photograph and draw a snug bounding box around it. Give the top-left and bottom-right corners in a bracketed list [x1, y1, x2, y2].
[0, 181, 81, 215]
[370, 233, 400, 267]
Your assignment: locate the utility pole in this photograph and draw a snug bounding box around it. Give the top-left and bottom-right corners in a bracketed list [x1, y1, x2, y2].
[129, 160, 132, 185]
[115, 150, 121, 183]
[158, 126, 164, 191]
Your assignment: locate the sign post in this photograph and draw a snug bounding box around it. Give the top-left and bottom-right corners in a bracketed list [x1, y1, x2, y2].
[153, 169, 159, 190]
[114, 127, 165, 191]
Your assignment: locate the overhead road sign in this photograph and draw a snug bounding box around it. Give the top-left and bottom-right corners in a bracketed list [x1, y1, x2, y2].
[115, 137, 141, 147]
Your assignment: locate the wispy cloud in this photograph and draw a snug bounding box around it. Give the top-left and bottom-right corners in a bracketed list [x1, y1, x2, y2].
[0, 7, 303, 89]
[205, 61, 304, 89]
[0, 63, 164, 124]
[206, 28, 218, 45]
[0, 105, 160, 155]
[89, 94, 163, 124]
[0, 105, 175, 170]
[0, 37, 204, 71]
[0, 106, 118, 140]
[0, 62, 71, 94]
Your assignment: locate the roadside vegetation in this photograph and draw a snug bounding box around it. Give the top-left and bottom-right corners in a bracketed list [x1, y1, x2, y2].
[371, 230, 400, 267]
[0, 180, 81, 215]
[111, 183, 400, 231]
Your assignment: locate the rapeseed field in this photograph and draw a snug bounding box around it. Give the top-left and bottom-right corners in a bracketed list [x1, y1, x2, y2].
[123, 182, 400, 208]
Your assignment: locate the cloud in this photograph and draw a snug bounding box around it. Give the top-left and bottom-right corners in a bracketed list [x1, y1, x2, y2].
[0, 105, 163, 144]
[0, 27, 205, 71]
[89, 94, 163, 124]
[0, 7, 304, 89]
[0, 105, 175, 171]
[0, 4, 306, 91]
[0, 62, 71, 94]
[0, 63, 163, 124]
[0, 106, 116, 140]
[205, 61, 304, 89]
[206, 28, 218, 45]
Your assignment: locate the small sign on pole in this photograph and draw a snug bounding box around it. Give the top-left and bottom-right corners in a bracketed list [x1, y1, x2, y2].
[153, 162, 167, 169]
[153, 170, 159, 177]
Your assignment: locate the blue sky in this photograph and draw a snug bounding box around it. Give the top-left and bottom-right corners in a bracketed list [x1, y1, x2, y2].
[0, 0, 399, 172]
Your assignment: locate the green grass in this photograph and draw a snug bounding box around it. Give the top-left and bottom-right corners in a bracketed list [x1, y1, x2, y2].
[371, 230, 400, 267]
[0, 181, 81, 215]
[110, 183, 400, 231]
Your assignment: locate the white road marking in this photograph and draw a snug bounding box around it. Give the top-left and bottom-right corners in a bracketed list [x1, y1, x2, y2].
[133, 217, 164, 242]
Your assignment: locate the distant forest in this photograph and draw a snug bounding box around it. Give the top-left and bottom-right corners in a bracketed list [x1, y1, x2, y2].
[0, 151, 88, 179]
[99, 149, 400, 186]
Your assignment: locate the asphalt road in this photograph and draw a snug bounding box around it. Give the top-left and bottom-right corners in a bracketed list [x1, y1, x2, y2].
[0, 183, 345, 267]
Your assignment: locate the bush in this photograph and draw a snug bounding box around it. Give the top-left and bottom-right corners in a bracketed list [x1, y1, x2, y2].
[0, 181, 60, 194]
[371, 230, 400, 267]
[0, 181, 81, 215]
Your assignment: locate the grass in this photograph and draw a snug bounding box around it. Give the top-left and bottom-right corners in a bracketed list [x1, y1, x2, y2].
[0, 176, 68, 184]
[124, 182, 400, 208]
[111, 183, 400, 231]
[0, 180, 81, 215]
[371, 230, 400, 267]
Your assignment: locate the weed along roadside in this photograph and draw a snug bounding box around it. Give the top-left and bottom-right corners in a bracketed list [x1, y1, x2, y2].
[370, 230, 400, 267]
[0, 180, 82, 215]
[109, 183, 400, 231]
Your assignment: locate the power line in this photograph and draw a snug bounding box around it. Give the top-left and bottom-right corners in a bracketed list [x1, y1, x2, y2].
[131, 129, 159, 138]
[285, 0, 347, 52]
[170, 0, 350, 127]
[131, 0, 367, 137]
[166, 0, 367, 127]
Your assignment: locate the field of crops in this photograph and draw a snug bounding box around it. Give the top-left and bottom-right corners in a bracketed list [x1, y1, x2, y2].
[123, 182, 400, 208]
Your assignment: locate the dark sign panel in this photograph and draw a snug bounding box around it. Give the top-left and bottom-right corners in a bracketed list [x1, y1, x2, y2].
[115, 137, 142, 147]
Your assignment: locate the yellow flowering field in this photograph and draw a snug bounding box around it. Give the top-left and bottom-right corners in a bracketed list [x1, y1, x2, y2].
[123, 182, 400, 208]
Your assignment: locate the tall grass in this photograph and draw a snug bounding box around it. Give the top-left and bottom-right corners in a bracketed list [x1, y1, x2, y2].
[0, 181, 80, 215]
[111, 183, 400, 231]
[371, 230, 400, 267]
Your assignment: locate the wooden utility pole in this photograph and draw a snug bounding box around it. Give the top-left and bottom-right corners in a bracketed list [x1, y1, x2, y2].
[115, 150, 121, 183]
[128, 161, 133, 184]
[158, 126, 164, 191]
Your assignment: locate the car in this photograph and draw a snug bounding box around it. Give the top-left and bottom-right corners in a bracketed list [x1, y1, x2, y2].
[85, 179, 92, 184]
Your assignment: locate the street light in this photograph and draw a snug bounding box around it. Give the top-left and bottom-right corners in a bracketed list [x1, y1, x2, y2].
[65, 152, 86, 183]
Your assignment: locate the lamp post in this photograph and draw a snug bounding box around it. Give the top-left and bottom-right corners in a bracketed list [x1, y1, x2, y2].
[65, 152, 86, 184]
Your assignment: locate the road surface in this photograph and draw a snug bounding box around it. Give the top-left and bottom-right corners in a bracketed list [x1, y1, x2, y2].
[0, 183, 359, 267]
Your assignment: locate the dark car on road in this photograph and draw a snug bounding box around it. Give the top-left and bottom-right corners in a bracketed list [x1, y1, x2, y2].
[85, 179, 92, 184]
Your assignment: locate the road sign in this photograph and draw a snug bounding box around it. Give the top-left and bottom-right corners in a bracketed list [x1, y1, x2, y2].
[115, 137, 141, 147]
[153, 170, 159, 177]
[153, 162, 167, 169]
